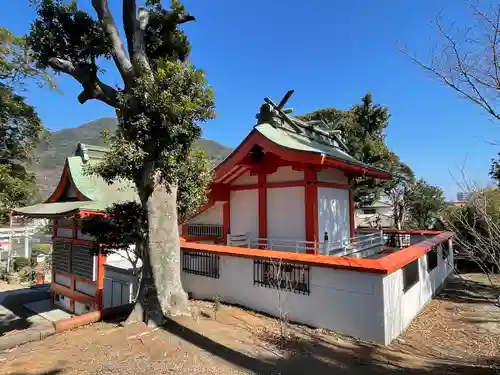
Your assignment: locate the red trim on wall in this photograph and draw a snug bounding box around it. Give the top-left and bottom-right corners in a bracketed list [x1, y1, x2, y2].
[230, 180, 307, 191]
[267, 181, 305, 189]
[230, 184, 259, 191]
[55, 271, 96, 285]
[53, 236, 96, 246]
[181, 224, 188, 237]
[223, 202, 230, 245]
[78, 210, 106, 218]
[181, 231, 454, 275]
[223, 166, 250, 185]
[304, 169, 318, 254]
[51, 283, 96, 307]
[348, 178, 356, 242]
[317, 181, 350, 190]
[258, 174, 267, 240]
[96, 252, 106, 311]
[213, 130, 392, 183]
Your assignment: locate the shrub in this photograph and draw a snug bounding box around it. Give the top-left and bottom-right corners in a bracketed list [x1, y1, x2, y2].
[13, 257, 30, 272]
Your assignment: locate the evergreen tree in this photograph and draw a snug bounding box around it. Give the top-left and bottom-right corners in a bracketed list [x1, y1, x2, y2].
[28, 0, 215, 325]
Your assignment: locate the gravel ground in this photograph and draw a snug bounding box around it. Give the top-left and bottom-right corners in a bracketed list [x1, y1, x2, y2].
[391, 274, 500, 366]
[0, 295, 498, 375]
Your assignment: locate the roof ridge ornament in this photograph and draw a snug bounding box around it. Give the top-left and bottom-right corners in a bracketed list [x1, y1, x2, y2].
[75, 143, 90, 163]
[255, 90, 350, 153]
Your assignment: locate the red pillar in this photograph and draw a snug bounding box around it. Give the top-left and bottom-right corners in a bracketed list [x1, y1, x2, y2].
[348, 177, 356, 244]
[96, 252, 106, 311]
[258, 173, 267, 248]
[223, 201, 230, 245]
[305, 169, 318, 254]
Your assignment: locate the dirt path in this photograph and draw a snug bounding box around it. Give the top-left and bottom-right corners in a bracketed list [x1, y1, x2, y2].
[0, 300, 496, 375]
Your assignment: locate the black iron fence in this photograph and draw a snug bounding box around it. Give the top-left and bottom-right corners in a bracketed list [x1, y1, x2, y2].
[253, 259, 310, 295]
[182, 251, 220, 278]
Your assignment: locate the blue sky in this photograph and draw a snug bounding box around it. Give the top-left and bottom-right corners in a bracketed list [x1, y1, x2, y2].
[2, 0, 498, 199]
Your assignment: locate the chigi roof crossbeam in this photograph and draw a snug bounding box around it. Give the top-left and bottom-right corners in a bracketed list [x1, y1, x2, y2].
[256, 90, 350, 153]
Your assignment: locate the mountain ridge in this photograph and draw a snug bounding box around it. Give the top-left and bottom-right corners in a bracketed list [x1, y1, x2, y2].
[34, 117, 232, 199]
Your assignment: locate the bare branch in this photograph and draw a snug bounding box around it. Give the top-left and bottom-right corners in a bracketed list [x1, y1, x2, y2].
[48, 57, 119, 107]
[92, 0, 134, 86]
[400, 2, 500, 121]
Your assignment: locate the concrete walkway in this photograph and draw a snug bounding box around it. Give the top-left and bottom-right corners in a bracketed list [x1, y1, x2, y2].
[0, 284, 52, 335]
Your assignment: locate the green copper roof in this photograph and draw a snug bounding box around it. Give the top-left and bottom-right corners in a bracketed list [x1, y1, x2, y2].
[14, 143, 138, 218]
[254, 123, 389, 174]
[13, 201, 96, 218]
[67, 156, 138, 206]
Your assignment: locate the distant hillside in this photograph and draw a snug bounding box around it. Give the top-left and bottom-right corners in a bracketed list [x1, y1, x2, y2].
[34, 117, 232, 199]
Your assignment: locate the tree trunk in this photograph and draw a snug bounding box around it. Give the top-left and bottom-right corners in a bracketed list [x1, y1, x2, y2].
[126, 173, 189, 327]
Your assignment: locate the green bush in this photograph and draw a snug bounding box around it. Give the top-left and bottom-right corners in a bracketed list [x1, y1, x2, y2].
[31, 243, 52, 254]
[13, 257, 30, 272]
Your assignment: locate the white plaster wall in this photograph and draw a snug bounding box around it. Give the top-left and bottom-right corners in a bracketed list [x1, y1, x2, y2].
[181, 255, 386, 343]
[55, 273, 71, 287]
[318, 187, 350, 245]
[230, 189, 258, 237]
[103, 266, 135, 309]
[54, 293, 71, 311]
[382, 241, 454, 344]
[267, 187, 305, 250]
[188, 204, 223, 225]
[74, 301, 95, 315]
[231, 171, 258, 185]
[317, 168, 348, 184]
[266, 166, 304, 183]
[75, 280, 96, 296]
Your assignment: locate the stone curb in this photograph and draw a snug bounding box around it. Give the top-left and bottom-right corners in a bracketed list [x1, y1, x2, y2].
[0, 324, 55, 351]
[0, 304, 133, 351]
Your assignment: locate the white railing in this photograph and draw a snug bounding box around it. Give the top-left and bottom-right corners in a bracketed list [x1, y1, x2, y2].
[327, 231, 384, 256]
[228, 234, 323, 253]
[228, 231, 384, 256]
[186, 224, 223, 238]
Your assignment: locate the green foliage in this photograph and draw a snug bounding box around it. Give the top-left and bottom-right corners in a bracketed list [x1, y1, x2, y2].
[28, 0, 216, 313]
[13, 257, 30, 272]
[0, 85, 45, 164]
[0, 27, 54, 87]
[300, 93, 399, 205]
[384, 162, 415, 229]
[489, 153, 500, 187]
[0, 152, 38, 221]
[406, 179, 446, 229]
[82, 201, 145, 253]
[83, 148, 212, 251]
[28, 0, 112, 70]
[177, 149, 212, 221]
[31, 243, 52, 254]
[0, 26, 51, 221]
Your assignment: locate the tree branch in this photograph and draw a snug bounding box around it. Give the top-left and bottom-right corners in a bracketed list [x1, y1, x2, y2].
[123, 0, 136, 61]
[48, 57, 119, 107]
[92, 0, 134, 87]
[175, 14, 195, 25]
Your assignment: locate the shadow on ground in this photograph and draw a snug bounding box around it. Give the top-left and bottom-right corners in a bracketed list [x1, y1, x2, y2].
[161, 316, 499, 374]
[9, 371, 61, 375]
[0, 285, 50, 335]
[436, 275, 499, 307]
